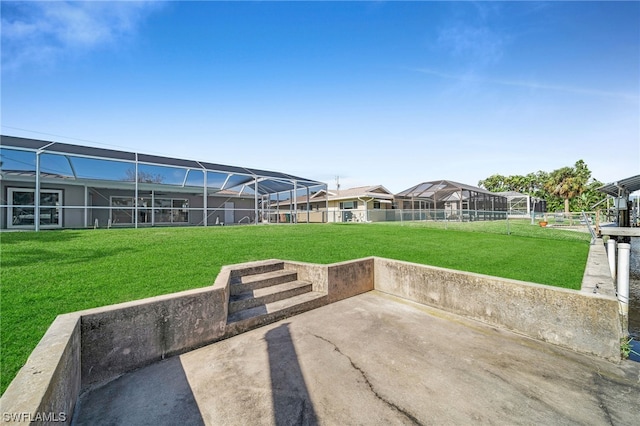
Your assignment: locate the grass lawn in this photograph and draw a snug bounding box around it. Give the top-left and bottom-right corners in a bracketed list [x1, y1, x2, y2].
[0, 220, 591, 394]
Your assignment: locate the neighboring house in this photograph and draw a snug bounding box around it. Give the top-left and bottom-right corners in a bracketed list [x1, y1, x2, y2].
[395, 180, 508, 220]
[272, 185, 395, 223]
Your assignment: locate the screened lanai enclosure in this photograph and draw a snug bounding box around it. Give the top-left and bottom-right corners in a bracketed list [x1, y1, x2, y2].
[395, 180, 508, 221]
[0, 135, 327, 230]
[496, 191, 547, 218]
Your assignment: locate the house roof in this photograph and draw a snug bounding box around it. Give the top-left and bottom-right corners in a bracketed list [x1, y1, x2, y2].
[272, 185, 393, 207]
[316, 185, 395, 201]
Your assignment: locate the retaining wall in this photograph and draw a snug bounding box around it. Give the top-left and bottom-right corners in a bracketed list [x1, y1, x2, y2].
[580, 238, 617, 297]
[0, 247, 623, 424]
[0, 314, 80, 425]
[80, 281, 229, 389]
[374, 256, 622, 361]
[284, 257, 374, 303]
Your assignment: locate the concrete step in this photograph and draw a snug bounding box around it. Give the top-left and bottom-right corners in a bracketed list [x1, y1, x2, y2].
[228, 280, 313, 314]
[225, 291, 327, 338]
[230, 269, 299, 295]
[229, 260, 284, 279]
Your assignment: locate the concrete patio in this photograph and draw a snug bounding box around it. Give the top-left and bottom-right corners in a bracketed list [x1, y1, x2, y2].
[73, 291, 640, 426]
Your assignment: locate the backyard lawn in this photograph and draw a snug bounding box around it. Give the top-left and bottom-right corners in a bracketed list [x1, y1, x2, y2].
[0, 221, 591, 394]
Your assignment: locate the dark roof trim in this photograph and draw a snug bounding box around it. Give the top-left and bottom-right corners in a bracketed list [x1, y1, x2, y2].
[3, 135, 136, 161]
[137, 153, 201, 169]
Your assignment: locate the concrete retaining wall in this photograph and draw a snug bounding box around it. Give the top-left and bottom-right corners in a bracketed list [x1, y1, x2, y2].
[581, 239, 617, 297]
[374, 256, 622, 361]
[80, 280, 229, 389]
[1, 266, 233, 424]
[0, 251, 624, 423]
[284, 257, 374, 303]
[0, 314, 81, 425]
[0, 258, 375, 423]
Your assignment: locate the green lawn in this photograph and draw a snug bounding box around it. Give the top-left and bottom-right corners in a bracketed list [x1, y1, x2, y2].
[0, 221, 591, 394]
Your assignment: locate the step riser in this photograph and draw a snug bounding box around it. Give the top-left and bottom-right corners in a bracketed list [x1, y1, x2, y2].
[229, 282, 313, 314]
[230, 272, 299, 295]
[229, 261, 284, 279]
[225, 294, 327, 338]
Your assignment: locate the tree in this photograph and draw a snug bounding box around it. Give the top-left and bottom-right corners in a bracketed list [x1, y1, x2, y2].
[478, 174, 508, 192]
[124, 169, 164, 183]
[572, 179, 605, 211]
[543, 160, 590, 214]
[479, 161, 605, 214]
[478, 171, 547, 196]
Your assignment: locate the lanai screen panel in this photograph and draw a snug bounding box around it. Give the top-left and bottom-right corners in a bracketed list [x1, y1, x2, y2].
[396, 180, 508, 212]
[1, 135, 327, 229]
[1, 135, 325, 196]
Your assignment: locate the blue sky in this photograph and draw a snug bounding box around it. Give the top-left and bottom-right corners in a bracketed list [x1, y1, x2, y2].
[2, 1, 638, 193]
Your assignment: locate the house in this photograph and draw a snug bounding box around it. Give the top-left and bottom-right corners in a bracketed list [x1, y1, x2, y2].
[271, 185, 395, 223]
[395, 180, 508, 221]
[0, 135, 326, 230]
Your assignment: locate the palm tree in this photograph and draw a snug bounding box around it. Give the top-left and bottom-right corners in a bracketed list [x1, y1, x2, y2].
[544, 161, 590, 214]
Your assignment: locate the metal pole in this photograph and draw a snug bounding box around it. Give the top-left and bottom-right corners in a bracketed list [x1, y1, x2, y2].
[290, 189, 293, 223]
[306, 187, 310, 223]
[151, 191, 155, 226]
[617, 243, 630, 319]
[84, 185, 88, 228]
[203, 171, 208, 227]
[325, 188, 328, 223]
[411, 196, 414, 221]
[607, 238, 617, 279]
[254, 179, 259, 224]
[134, 154, 139, 229]
[35, 152, 41, 231]
[293, 181, 298, 223]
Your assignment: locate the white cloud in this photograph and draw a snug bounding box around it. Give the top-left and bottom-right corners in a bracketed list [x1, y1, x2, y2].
[434, 2, 508, 67]
[437, 24, 505, 66]
[412, 67, 639, 102]
[1, 1, 164, 71]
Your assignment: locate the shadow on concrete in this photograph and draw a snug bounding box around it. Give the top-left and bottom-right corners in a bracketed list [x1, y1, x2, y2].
[266, 323, 318, 426]
[72, 356, 204, 425]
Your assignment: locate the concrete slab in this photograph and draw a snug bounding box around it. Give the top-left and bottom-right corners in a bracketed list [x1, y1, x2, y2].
[73, 291, 640, 425]
[600, 227, 640, 237]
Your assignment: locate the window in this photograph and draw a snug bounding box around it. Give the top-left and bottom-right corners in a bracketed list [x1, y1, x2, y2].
[373, 201, 381, 209]
[111, 197, 136, 224]
[339, 201, 358, 209]
[110, 196, 188, 225]
[154, 198, 189, 223]
[8, 188, 62, 228]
